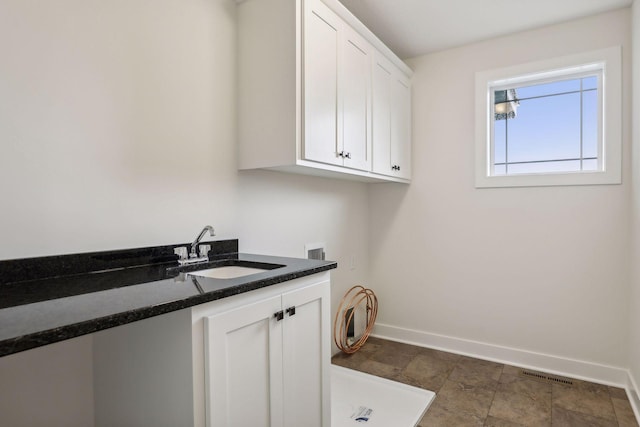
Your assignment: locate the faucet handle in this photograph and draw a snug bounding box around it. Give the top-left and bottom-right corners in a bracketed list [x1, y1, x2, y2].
[174, 246, 188, 260]
[199, 244, 211, 258]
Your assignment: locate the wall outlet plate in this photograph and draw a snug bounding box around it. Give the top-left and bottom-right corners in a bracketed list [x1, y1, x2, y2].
[305, 242, 326, 260]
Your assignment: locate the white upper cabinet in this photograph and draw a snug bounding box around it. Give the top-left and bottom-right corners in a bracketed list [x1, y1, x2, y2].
[303, 0, 372, 171]
[303, 0, 341, 167]
[372, 53, 411, 179]
[238, 0, 412, 183]
[391, 76, 411, 179]
[340, 27, 373, 171]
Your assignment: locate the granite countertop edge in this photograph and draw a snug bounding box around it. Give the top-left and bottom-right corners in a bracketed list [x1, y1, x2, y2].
[0, 243, 336, 357]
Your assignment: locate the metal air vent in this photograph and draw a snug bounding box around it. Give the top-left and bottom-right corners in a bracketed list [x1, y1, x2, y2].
[520, 369, 573, 386]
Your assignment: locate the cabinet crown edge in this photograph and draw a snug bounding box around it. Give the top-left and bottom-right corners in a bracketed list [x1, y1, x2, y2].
[316, 0, 412, 77]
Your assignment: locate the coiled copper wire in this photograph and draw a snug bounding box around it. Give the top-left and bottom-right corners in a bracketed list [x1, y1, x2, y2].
[333, 285, 378, 354]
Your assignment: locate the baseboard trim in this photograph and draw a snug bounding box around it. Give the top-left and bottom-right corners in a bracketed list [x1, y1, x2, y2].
[372, 323, 628, 387]
[627, 371, 640, 423]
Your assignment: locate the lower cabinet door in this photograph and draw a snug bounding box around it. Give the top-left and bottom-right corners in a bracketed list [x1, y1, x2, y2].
[205, 280, 331, 427]
[205, 295, 284, 427]
[282, 281, 331, 427]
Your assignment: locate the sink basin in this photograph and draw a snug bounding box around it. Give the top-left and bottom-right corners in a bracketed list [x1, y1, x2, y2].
[188, 266, 268, 279]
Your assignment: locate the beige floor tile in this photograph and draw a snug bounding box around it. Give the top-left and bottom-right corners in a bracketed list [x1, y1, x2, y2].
[552, 383, 616, 421]
[484, 415, 527, 427]
[419, 398, 485, 427]
[448, 356, 503, 389]
[551, 406, 617, 427]
[416, 346, 463, 363]
[498, 370, 552, 402]
[434, 379, 495, 419]
[331, 349, 371, 370]
[399, 352, 458, 392]
[609, 386, 628, 400]
[612, 397, 640, 427]
[351, 358, 403, 381]
[368, 340, 420, 370]
[488, 389, 551, 426]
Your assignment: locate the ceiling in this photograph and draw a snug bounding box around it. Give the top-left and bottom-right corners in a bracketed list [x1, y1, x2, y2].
[337, 0, 633, 59]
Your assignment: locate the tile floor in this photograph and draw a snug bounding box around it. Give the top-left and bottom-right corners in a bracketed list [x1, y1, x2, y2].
[331, 337, 639, 427]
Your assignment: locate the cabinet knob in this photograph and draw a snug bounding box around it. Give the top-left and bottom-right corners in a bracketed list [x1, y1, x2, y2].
[392, 165, 401, 171]
[345, 152, 351, 159]
[274, 310, 284, 321]
[338, 151, 352, 159]
[286, 306, 296, 317]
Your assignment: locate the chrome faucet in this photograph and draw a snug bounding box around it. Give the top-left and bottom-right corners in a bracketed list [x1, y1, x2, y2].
[190, 225, 215, 259]
[174, 225, 216, 266]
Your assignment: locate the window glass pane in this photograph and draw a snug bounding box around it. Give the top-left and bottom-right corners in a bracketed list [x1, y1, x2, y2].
[493, 164, 506, 175]
[507, 92, 581, 164]
[508, 160, 581, 175]
[494, 119, 506, 164]
[582, 90, 598, 159]
[582, 75, 598, 90]
[582, 158, 598, 171]
[516, 78, 580, 100]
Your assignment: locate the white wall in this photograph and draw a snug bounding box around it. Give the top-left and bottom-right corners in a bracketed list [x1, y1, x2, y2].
[0, 336, 94, 427]
[0, 0, 370, 425]
[370, 9, 632, 378]
[0, 0, 240, 258]
[237, 169, 370, 331]
[629, 0, 640, 410]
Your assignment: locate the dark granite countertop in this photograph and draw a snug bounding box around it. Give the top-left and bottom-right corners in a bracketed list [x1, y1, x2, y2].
[0, 239, 336, 357]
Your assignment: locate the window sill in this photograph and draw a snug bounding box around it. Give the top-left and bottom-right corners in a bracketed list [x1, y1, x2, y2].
[475, 169, 621, 188]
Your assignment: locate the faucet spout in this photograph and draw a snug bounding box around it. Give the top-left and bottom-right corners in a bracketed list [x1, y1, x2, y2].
[190, 225, 215, 258]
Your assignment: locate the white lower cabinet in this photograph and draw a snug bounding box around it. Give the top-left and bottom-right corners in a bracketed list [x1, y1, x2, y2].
[206, 280, 330, 427]
[94, 272, 331, 427]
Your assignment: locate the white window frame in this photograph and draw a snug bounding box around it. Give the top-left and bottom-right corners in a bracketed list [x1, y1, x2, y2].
[474, 46, 622, 188]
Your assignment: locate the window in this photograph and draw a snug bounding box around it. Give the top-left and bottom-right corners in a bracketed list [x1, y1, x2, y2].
[475, 47, 621, 188]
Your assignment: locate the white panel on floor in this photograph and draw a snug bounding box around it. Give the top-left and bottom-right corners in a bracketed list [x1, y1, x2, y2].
[331, 365, 435, 426]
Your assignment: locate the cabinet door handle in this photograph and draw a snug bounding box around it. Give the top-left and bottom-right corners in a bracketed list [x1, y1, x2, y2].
[274, 310, 284, 321]
[286, 306, 296, 317]
[344, 152, 351, 159]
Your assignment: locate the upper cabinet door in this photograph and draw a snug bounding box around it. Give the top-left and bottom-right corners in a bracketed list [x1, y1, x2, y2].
[341, 27, 372, 171]
[303, 0, 341, 166]
[372, 53, 411, 179]
[372, 55, 393, 176]
[391, 75, 411, 180]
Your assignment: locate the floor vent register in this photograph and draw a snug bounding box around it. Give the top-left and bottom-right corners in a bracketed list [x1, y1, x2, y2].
[520, 369, 574, 386]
